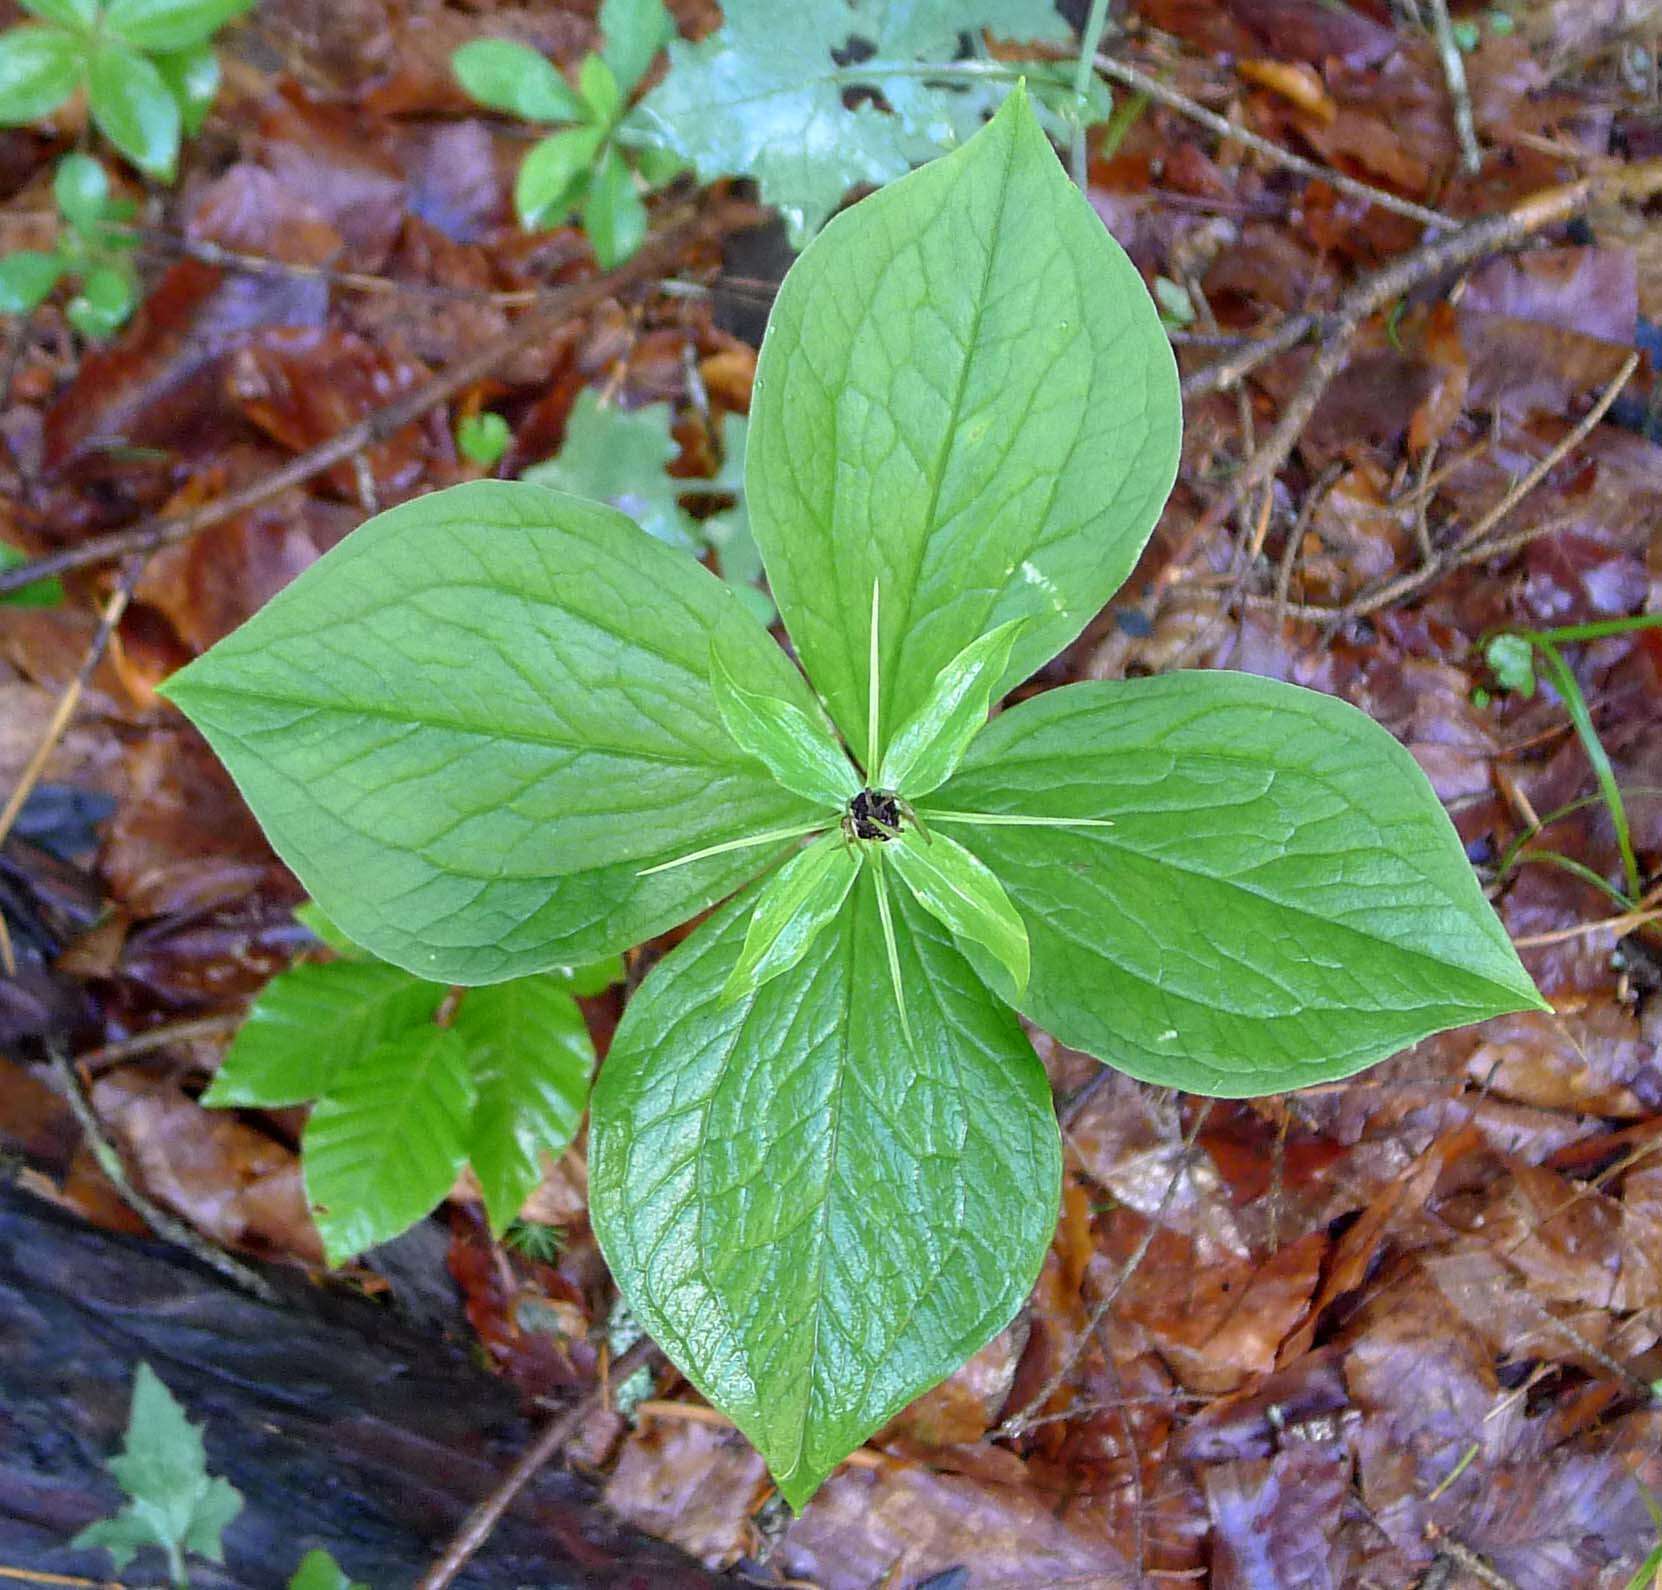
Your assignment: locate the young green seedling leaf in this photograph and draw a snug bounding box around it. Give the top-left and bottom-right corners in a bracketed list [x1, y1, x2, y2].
[154, 42, 219, 135]
[0, 27, 84, 124]
[515, 122, 605, 230]
[102, 0, 253, 54]
[590, 873, 1060, 1510]
[88, 43, 181, 179]
[710, 644, 858, 807]
[288, 1549, 367, 1590]
[452, 975, 595, 1234]
[579, 51, 623, 125]
[600, 0, 674, 94]
[886, 825, 1028, 1001]
[453, 37, 586, 121]
[583, 143, 647, 265]
[722, 831, 860, 1003]
[878, 618, 1024, 797]
[53, 151, 109, 231]
[455, 409, 511, 467]
[0, 249, 62, 313]
[304, 1025, 476, 1264]
[72, 1362, 244, 1586]
[20, 0, 97, 29]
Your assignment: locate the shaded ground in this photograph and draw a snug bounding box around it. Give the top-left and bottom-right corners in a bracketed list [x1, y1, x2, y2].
[2, 0, 1662, 1585]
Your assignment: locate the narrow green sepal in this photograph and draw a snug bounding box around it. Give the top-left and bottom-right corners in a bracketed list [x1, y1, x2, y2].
[722, 833, 860, 1005]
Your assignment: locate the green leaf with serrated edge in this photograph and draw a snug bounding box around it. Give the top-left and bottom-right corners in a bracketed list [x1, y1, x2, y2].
[710, 644, 857, 808]
[930, 673, 1547, 1096]
[88, 44, 180, 180]
[515, 123, 604, 229]
[288, 1548, 366, 1590]
[159, 482, 823, 984]
[53, 153, 108, 232]
[452, 37, 586, 122]
[722, 832, 859, 1004]
[293, 899, 369, 959]
[206, 960, 440, 1107]
[522, 389, 691, 546]
[0, 27, 83, 124]
[583, 144, 647, 266]
[600, 0, 674, 94]
[578, 52, 622, 125]
[878, 619, 1023, 797]
[748, 88, 1179, 766]
[0, 249, 62, 314]
[589, 868, 1060, 1509]
[103, 0, 251, 52]
[451, 975, 595, 1234]
[305, 1025, 476, 1264]
[20, 0, 96, 29]
[72, 1363, 243, 1582]
[154, 42, 218, 135]
[630, 0, 1071, 243]
[885, 825, 1028, 1001]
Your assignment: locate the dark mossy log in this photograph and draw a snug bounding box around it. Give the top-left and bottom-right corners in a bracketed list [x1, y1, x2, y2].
[0, 1184, 724, 1587]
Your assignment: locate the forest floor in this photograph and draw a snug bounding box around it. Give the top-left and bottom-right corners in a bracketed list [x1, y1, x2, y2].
[3, 1, 1662, 1586]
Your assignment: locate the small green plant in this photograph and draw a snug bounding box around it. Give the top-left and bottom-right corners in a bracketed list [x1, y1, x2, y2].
[455, 408, 511, 468]
[452, 0, 679, 264]
[206, 902, 617, 1261]
[0, 0, 251, 181]
[0, 540, 64, 605]
[523, 392, 769, 620]
[161, 93, 1542, 1505]
[0, 154, 141, 335]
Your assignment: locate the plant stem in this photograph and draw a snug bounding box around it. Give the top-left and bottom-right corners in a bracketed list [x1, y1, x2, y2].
[1071, 0, 1113, 187]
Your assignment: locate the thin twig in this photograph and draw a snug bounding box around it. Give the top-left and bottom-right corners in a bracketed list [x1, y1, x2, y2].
[997, 1099, 1214, 1440]
[47, 1043, 278, 1303]
[80, 1013, 244, 1077]
[1426, 0, 1483, 175]
[0, 204, 756, 601]
[417, 1337, 657, 1590]
[1090, 52, 1452, 229]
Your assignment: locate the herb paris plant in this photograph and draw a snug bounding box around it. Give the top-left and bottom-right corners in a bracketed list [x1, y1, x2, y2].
[160, 91, 1544, 1507]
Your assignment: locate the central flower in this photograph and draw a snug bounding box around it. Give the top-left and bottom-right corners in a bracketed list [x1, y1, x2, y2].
[847, 788, 901, 840]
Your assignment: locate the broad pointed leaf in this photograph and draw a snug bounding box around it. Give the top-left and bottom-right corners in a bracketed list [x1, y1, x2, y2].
[304, 1026, 476, 1264]
[722, 832, 859, 1004]
[451, 975, 596, 1234]
[599, 0, 674, 94]
[102, 0, 252, 52]
[885, 826, 1028, 1001]
[932, 673, 1547, 1095]
[877, 618, 1023, 797]
[710, 645, 858, 807]
[453, 38, 586, 122]
[204, 959, 439, 1107]
[88, 44, 180, 180]
[748, 89, 1179, 764]
[515, 123, 604, 229]
[0, 26, 84, 125]
[0, 250, 62, 314]
[583, 144, 647, 266]
[590, 869, 1060, 1509]
[160, 482, 823, 983]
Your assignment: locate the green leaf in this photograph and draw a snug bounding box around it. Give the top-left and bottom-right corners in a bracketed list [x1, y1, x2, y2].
[590, 869, 1060, 1509]
[599, 0, 674, 94]
[304, 1026, 476, 1264]
[451, 975, 595, 1234]
[748, 89, 1179, 763]
[1486, 632, 1536, 697]
[455, 409, 511, 467]
[453, 37, 586, 122]
[0, 249, 63, 314]
[53, 152, 108, 231]
[205, 959, 440, 1108]
[88, 44, 181, 180]
[65, 262, 136, 336]
[0, 26, 84, 124]
[153, 42, 219, 136]
[583, 144, 647, 266]
[514, 122, 604, 229]
[932, 672, 1548, 1095]
[521, 389, 690, 546]
[560, 952, 625, 995]
[878, 618, 1023, 797]
[631, 0, 1072, 243]
[159, 481, 824, 983]
[293, 898, 370, 959]
[19, 0, 96, 30]
[72, 1363, 243, 1584]
[722, 832, 859, 1003]
[288, 1549, 366, 1590]
[578, 51, 623, 125]
[884, 826, 1028, 1001]
[0, 540, 63, 607]
[710, 644, 857, 807]
[103, 0, 251, 52]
